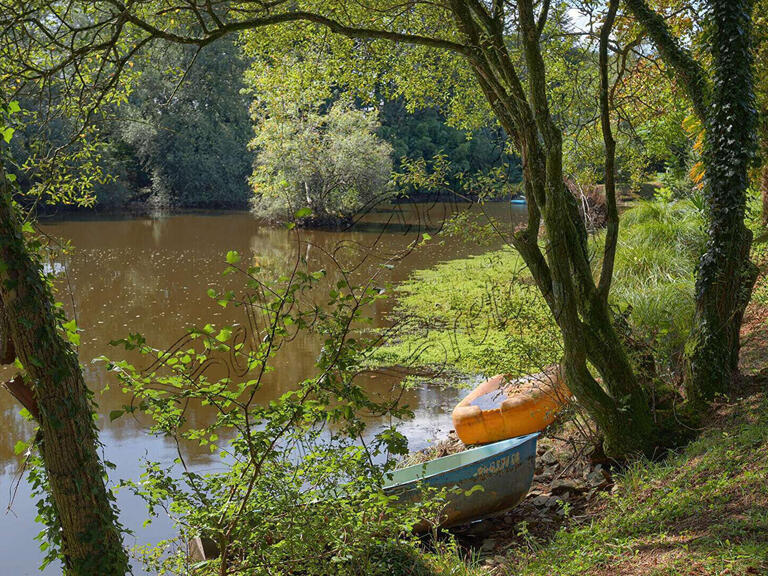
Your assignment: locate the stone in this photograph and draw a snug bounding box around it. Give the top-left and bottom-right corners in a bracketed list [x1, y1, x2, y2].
[545, 496, 563, 509]
[532, 494, 550, 508]
[586, 467, 610, 489]
[540, 449, 558, 465]
[550, 478, 587, 495]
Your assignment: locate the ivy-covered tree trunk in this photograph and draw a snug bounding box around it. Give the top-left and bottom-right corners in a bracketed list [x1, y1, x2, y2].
[627, 0, 759, 403]
[687, 0, 758, 402]
[762, 160, 768, 227]
[0, 161, 128, 575]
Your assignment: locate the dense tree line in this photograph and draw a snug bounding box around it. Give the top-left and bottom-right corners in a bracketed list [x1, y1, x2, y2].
[9, 43, 518, 213]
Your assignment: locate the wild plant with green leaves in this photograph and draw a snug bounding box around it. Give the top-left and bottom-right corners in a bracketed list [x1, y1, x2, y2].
[611, 199, 707, 371]
[104, 247, 446, 575]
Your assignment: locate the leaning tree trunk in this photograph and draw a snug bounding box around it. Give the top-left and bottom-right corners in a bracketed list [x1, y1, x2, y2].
[0, 161, 128, 575]
[687, 0, 758, 402]
[446, 0, 656, 457]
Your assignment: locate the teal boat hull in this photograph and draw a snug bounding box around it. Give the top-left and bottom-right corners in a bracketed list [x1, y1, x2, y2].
[510, 197, 527, 205]
[384, 434, 537, 527]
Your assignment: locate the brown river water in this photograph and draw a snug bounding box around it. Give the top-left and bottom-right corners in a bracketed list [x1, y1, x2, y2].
[0, 201, 526, 574]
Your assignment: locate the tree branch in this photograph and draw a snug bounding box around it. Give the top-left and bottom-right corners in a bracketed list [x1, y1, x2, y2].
[113, 5, 471, 55]
[624, 0, 709, 120]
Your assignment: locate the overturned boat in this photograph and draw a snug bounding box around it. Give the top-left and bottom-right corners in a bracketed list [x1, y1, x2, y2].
[452, 366, 569, 446]
[384, 433, 538, 527]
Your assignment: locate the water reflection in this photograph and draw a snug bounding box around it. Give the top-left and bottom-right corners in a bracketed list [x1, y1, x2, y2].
[0, 202, 525, 574]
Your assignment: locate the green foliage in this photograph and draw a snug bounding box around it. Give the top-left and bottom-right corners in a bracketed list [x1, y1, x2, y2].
[611, 199, 707, 369]
[106, 41, 253, 209]
[370, 248, 561, 381]
[104, 257, 451, 575]
[373, 199, 706, 380]
[250, 100, 394, 226]
[378, 99, 520, 194]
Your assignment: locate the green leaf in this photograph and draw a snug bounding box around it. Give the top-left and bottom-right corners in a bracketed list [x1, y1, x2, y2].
[215, 327, 232, 342]
[295, 207, 312, 219]
[8, 101, 20, 114]
[109, 410, 125, 422]
[14, 440, 28, 455]
[1, 127, 14, 143]
[225, 250, 241, 265]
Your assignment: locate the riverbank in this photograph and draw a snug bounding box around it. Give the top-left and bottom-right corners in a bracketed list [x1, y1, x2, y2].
[383, 199, 767, 574]
[408, 296, 768, 576]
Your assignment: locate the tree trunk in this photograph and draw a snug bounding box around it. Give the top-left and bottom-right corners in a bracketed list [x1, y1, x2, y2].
[445, 0, 656, 457]
[687, 0, 758, 402]
[0, 161, 128, 575]
[761, 155, 768, 227]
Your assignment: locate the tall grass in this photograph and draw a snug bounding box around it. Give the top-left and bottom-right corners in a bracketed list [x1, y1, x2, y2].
[611, 199, 706, 368]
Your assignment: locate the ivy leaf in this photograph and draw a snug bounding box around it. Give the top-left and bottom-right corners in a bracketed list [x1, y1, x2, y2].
[109, 409, 125, 422]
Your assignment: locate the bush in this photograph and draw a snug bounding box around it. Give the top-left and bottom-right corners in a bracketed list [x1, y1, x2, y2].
[107, 261, 447, 575]
[250, 101, 394, 226]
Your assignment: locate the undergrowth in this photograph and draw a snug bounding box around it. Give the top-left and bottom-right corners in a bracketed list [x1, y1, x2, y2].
[373, 199, 704, 380]
[503, 390, 768, 576]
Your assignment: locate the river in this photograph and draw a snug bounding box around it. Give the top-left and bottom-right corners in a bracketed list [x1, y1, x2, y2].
[0, 201, 526, 574]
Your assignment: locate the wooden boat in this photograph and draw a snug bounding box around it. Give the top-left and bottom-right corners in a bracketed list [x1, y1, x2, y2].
[452, 366, 569, 446]
[384, 433, 537, 527]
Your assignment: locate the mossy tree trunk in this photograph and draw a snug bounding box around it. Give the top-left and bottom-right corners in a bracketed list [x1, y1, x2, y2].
[0, 160, 128, 575]
[447, 0, 656, 457]
[761, 160, 768, 227]
[627, 0, 758, 403]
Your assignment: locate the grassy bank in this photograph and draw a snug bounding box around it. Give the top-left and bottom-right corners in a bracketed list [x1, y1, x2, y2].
[411, 383, 768, 576]
[376, 198, 768, 575]
[374, 199, 705, 380]
[503, 386, 768, 575]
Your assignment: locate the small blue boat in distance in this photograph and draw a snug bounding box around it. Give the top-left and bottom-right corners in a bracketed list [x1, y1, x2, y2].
[384, 433, 538, 527]
[510, 196, 527, 205]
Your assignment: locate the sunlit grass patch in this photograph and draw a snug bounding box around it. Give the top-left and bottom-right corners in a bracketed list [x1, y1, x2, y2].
[504, 392, 768, 576]
[369, 248, 561, 381]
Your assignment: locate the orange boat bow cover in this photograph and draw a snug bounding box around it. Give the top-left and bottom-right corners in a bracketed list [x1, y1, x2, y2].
[452, 365, 569, 445]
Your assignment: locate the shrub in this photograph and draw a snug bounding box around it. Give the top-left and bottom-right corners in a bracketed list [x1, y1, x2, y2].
[250, 101, 394, 226]
[106, 258, 446, 575]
